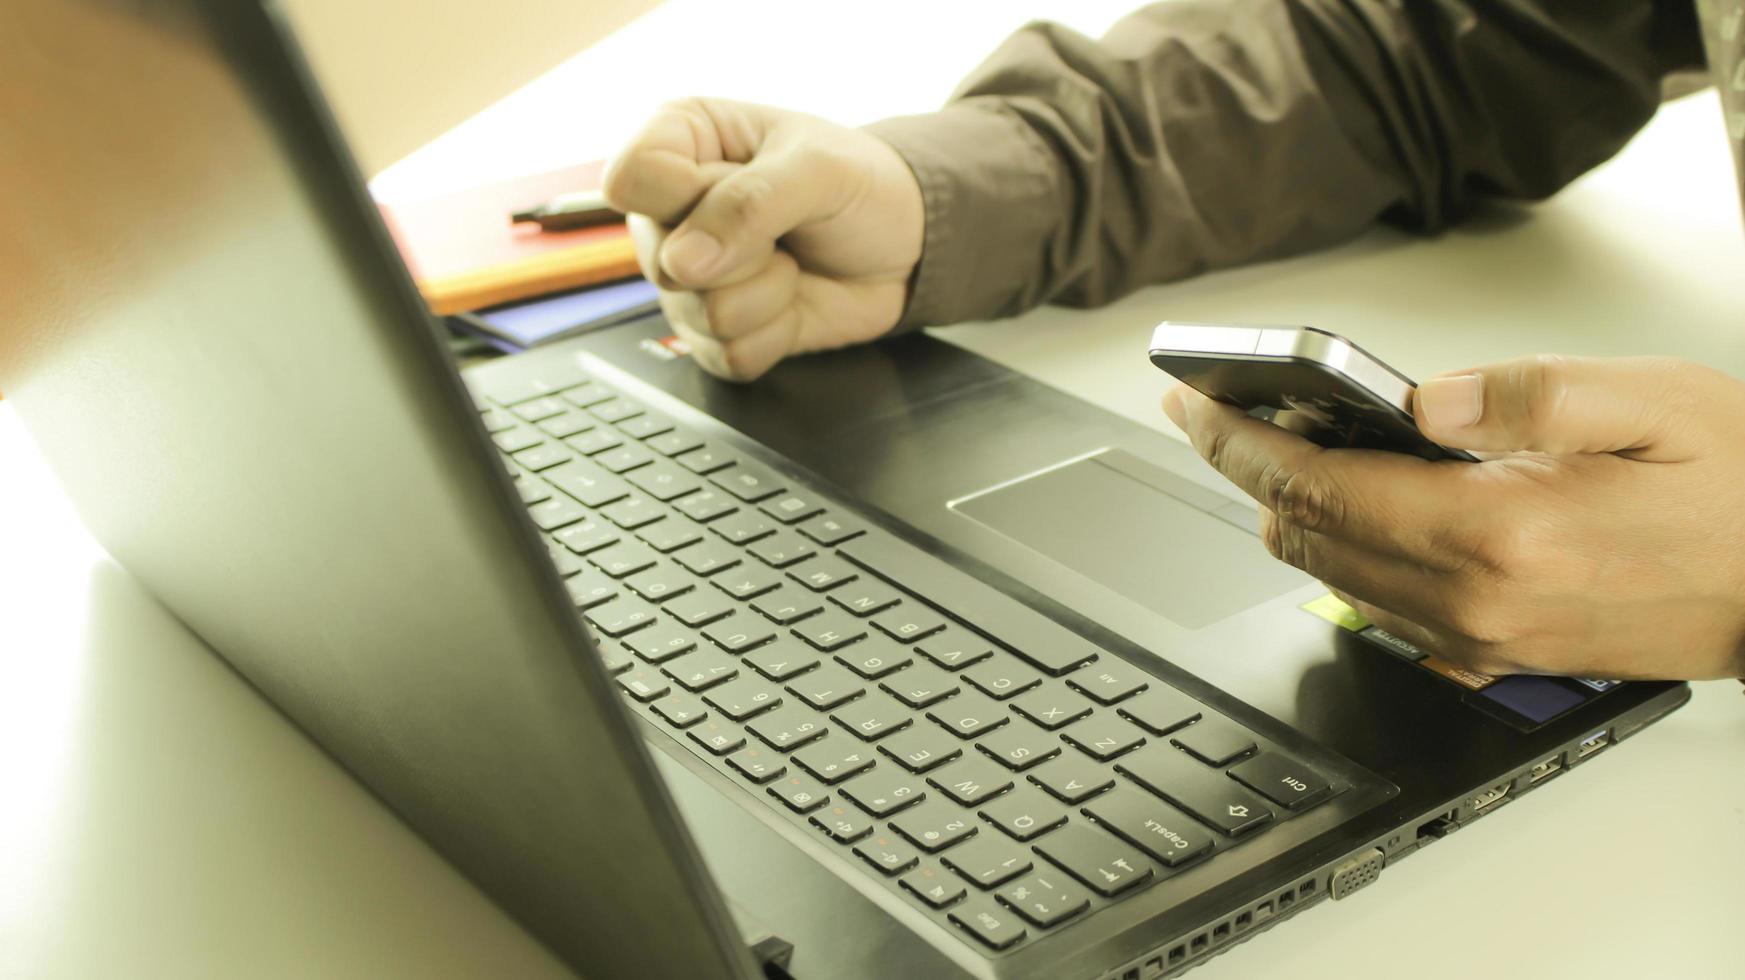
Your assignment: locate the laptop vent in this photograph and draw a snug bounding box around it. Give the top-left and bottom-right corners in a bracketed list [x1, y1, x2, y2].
[1096, 874, 1323, 979]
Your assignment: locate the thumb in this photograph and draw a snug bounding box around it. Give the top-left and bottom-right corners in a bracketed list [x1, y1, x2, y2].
[1413, 354, 1699, 460]
[657, 139, 852, 290]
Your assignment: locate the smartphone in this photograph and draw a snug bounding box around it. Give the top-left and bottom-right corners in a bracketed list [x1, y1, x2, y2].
[1148, 321, 1477, 461]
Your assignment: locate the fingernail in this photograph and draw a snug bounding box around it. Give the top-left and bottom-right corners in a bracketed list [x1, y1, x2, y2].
[1418, 374, 1484, 429]
[1160, 384, 1188, 424]
[661, 229, 723, 284]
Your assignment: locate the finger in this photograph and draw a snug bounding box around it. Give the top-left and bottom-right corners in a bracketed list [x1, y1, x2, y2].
[659, 141, 856, 290]
[1258, 510, 1457, 629]
[679, 311, 802, 383]
[700, 250, 800, 342]
[602, 101, 729, 223]
[1162, 384, 1489, 569]
[626, 214, 682, 290]
[1413, 355, 1713, 461]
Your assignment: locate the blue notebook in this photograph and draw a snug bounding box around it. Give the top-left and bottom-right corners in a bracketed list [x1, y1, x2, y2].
[450, 278, 660, 352]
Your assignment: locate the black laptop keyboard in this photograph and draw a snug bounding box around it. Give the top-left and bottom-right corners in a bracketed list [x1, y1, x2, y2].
[470, 359, 1342, 955]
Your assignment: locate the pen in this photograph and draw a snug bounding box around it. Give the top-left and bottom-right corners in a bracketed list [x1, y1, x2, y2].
[510, 189, 624, 232]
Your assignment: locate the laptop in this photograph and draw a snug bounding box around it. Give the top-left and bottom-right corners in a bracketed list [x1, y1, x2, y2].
[0, 2, 1688, 977]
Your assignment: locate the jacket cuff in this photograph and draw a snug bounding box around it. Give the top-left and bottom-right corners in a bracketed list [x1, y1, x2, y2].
[863, 100, 1060, 331]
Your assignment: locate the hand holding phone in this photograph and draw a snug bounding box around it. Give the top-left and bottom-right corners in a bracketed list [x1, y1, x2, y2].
[1148, 322, 1476, 462]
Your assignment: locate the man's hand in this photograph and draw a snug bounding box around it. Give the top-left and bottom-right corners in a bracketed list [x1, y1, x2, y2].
[602, 98, 924, 381]
[1162, 355, 1745, 680]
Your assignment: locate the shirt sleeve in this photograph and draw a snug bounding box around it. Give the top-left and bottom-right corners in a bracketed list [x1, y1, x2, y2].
[863, 0, 1707, 330]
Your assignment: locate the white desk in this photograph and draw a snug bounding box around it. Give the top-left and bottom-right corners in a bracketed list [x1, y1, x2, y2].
[6, 2, 1745, 977]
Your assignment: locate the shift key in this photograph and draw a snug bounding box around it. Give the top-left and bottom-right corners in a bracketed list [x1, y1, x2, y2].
[1115, 745, 1273, 836]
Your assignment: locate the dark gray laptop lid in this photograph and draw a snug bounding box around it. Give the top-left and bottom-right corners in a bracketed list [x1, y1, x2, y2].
[0, 2, 754, 976]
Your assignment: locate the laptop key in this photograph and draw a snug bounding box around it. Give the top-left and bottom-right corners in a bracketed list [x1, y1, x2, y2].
[479, 407, 517, 433]
[600, 495, 664, 530]
[977, 718, 1062, 771]
[997, 872, 1090, 928]
[650, 693, 709, 728]
[1116, 746, 1274, 836]
[512, 444, 572, 472]
[493, 427, 545, 454]
[873, 606, 947, 643]
[662, 647, 739, 691]
[942, 835, 1033, 889]
[586, 597, 658, 637]
[553, 518, 620, 554]
[614, 668, 669, 702]
[1067, 661, 1150, 705]
[710, 510, 775, 545]
[564, 428, 624, 456]
[750, 584, 824, 624]
[646, 428, 704, 457]
[536, 408, 595, 439]
[511, 396, 568, 422]
[662, 587, 735, 627]
[1228, 752, 1333, 811]
[1171, 717, 1257, 766]
[616, 412, 673, 439]
[879, 663, 960, 709]
[890, 799, 979, 853]
[1011, 684, 1095, 730]
[714, 565, 784, 600]
[901, 865, 966, 909]
[741, 637, 821, 682]
[799, 512, 865, 545]
[676, 443, 737, 474]
[672, 488, 738, 523]
[913, 627, 995, 671]
[879, 725, 962, 774]
[527, 495, 588, 530]
[1115, 687, 1202, 736]
[810, 801, 875, 844]
[793, 738, 877, 785]
[836, 637, 913, 679]
[948, 899, 1027, 951]
[978, 786, 1070, 841]
[546, 461, 630, 507]
[746, 703, 829, 751]
[830, 691, 912, 741]
[787, 555, 858, 592]
[827, 579, 903, 617]
[596, 444, 655, 474]
[625, 622, 700, 663]
[563, 568, 617, 609]
[841, 767, 928, 817]
[589, 541, 659, 578]
[516, 476, 553, 505]
[854, 834, 921, 876]
[597, 645, 634, 675]
[703, 676, 783, 720]
[725, 745, 786, 783]
[767, 771, 831, 814]
[749, 531, 816, 568]
[1028, 756, 1115, 804]
[926, 690, 1008, 739]
[964, 658, 1044, 700]
[671, 540, 741, 578]
[928, 754, 1015, 806]
[759, 493, 824, 524]
[792, 609, 867, 651]
[558, 382, 615, 408]
[545, 543, 585, 577]
[626, 460, 703, 501]
[702, 611, 777, 653]
[625, 564, 697, 603]
[1033, 823, 1157, 898]
[784, 661, 865, 710]
[1062, 715, 1147, 762]
[636, 516, 705, 554]
[686, 718, 746, 756]
[587, 398, 642, 424]
[1084, 788, 1216, 867]
[710, 461, 785, 502]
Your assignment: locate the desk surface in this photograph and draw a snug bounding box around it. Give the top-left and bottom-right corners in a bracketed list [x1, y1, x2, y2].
[6, 3, 1745, 977]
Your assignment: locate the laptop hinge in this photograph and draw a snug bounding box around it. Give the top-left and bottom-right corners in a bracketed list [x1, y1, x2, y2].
[729, 898, 795, 978]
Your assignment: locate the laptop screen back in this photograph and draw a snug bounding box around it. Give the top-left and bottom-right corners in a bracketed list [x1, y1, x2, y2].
[0, 2, 750, 976]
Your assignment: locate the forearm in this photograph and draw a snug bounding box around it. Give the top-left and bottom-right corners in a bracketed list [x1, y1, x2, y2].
[868, 0, 1705, 328]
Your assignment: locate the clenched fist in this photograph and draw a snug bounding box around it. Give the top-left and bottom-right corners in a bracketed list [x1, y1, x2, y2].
[603, 98, 925, 381]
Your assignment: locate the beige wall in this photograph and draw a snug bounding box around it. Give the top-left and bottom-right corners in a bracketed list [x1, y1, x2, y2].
[280, 0, 662, 176]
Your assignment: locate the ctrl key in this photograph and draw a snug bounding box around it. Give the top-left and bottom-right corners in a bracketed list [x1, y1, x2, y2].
[948, 898, 1027, 951]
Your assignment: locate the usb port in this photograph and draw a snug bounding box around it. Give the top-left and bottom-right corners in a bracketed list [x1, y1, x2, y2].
[1577, 729, 1611, 759]
[1528, 758, 1562, 784]
[1471, 785, 1509, 812]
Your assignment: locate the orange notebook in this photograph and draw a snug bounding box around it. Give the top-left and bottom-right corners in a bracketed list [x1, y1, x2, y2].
[378, 161, 642, 315]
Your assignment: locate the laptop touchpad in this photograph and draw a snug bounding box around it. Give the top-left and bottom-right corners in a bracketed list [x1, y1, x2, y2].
[952, 450, 1308, 629]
